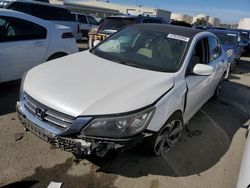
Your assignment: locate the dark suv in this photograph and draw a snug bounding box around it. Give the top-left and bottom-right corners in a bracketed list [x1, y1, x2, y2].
[89, 14, 167, 48]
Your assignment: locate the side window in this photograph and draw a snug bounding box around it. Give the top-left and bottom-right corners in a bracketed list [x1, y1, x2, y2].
[78, 15, 87, 24]
[187, 38, 209, 73]
[31, 4, 48, 20]
[30, 5, 75, 21]
[142, 19, 162, 23]
[208, 37, 221, 62]
[8, 2, 31, 14]
[87, 16, 98, 25]
[0, 16, 47, 42]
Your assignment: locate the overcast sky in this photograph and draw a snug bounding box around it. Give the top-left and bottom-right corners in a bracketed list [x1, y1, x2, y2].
[109, 0, 250, 24]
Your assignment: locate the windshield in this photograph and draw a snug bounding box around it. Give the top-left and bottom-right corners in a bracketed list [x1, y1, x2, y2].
[98, 17, 136, 31]
[92, 27, 189, 72]
[215, 33, 237, 45]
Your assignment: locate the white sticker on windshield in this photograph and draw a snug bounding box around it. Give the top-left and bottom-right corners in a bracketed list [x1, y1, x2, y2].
[167, 34, 190, 42]
[227, 33, 236, 36]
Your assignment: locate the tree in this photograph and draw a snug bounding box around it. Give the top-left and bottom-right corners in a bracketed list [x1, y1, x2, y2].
[193, 18, 207, 26]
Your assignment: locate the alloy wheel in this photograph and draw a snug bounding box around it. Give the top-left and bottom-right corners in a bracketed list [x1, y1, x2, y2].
[153, 119, 183, 156]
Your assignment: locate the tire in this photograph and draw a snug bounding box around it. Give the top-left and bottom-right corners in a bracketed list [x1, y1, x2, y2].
[46, 52, 67, 61]
[145, 113, 183, 156]
[212, 74, 225, 99]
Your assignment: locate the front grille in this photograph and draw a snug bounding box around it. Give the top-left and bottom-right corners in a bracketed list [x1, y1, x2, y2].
[23, 93, 75, 129]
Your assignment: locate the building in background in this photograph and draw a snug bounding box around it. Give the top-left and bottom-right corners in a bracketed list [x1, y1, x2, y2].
[238, 18, 250, 30]
[170, 12, 220, 26]
[208, 17, 220, 26]
[192, 14, 209, 24]
[63, 0, 171, 22]
[170, 13, 193, 24]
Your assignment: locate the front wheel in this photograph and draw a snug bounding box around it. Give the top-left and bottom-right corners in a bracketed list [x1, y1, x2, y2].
[146, 114, 183, 156]
[212, 74, 225, 99]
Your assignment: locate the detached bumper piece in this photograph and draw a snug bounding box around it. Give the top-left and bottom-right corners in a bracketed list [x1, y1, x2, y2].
[16, 105, 145, 158]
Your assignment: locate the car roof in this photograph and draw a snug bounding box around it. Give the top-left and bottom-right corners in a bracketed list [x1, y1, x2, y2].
[0, 8, 56, 26]
[8, 0, 66, 8]
[71, 12, 87, 16]
[128, 23, 202, 39]
[208, 28, 239, 35]
[107, 14, 162, 19]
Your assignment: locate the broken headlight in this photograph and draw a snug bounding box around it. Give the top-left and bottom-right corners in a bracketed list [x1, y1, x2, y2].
[81, 107, 155, 138]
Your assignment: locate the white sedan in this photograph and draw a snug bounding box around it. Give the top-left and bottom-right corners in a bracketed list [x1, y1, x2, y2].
[0, 9, 78, 83]
[17, 24, 229, 158]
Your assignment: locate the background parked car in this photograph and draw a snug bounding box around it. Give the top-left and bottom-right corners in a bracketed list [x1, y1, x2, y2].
[5, 0, 82, 40]
[0, 9, 78, 83]
[170, 20, 192, 27]
[89, 14, 167, 48]
[208, 29, 243, 70]
[235, 29, 250, 56]
[71, 12, 99, 39]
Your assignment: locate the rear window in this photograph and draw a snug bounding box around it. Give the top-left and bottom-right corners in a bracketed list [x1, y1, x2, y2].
[8, 2, 75, 21]
[99, 17, 136, 31]
[87, 16, 98, 25]
[78, 14, 87, 24]
[241, 31, 249, 42]
[215, 32, 237, 45]
[142, 18, 162, 23]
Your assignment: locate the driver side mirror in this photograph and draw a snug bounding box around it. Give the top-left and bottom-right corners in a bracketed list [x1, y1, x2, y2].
[193, 64, 214, 76]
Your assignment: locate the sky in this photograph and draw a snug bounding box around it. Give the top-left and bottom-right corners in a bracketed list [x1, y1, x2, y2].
[109, 0, 250, 24]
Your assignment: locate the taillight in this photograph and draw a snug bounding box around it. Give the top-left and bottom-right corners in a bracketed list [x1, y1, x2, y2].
[62, 32, 74, 39]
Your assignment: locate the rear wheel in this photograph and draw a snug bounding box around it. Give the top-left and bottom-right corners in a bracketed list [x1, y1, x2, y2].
[146, 113, 183, 156]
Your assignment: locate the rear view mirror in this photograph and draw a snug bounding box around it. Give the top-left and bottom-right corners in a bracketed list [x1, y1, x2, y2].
[193, 64, 214, 76]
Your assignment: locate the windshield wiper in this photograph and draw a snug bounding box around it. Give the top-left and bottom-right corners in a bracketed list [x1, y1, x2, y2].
[116, 59, 142, 68]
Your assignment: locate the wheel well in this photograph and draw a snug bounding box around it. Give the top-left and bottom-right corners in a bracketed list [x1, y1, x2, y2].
[46, 52, 68, 61]
[160, 110, 183, 131]
[170, 110, 183, 122]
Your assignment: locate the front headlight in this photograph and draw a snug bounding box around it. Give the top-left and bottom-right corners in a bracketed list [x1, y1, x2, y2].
[81, 107, 155, 138]
[226, 49, 234, 57]
[19, 71, 28, 97]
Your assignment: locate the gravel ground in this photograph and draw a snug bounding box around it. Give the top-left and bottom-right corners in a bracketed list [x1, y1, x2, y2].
[0, 57, 249, 188]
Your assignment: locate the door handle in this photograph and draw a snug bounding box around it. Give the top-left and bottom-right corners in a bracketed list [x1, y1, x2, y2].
[34, 41, 44, 46]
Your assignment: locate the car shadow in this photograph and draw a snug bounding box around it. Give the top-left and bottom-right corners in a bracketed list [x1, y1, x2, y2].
[235, 58, 250, 75]
[87, 95, 249, 177]
[0, 80, 20, 116]
[86, 62, 250, 177]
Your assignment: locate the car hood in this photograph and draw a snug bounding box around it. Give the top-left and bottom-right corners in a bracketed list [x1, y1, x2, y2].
[98, 29, 116, 35]
[23, 51, 175, 117]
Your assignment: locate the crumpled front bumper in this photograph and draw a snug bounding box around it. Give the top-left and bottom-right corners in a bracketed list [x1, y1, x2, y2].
[16, 102, 147, 158]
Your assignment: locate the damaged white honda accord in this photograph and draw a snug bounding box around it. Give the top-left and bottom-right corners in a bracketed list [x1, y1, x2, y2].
[17, 24, 229, 158]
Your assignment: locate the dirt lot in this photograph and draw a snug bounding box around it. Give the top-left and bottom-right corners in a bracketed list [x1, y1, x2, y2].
[0, 57, 250, 188]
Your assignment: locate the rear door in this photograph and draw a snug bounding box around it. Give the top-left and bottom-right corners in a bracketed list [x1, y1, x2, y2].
[0, 16, 49, 82]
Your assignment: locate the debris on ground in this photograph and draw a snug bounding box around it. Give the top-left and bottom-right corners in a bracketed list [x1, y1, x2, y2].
[47, 181, 62, 188]
[14, 133, 24, 141]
